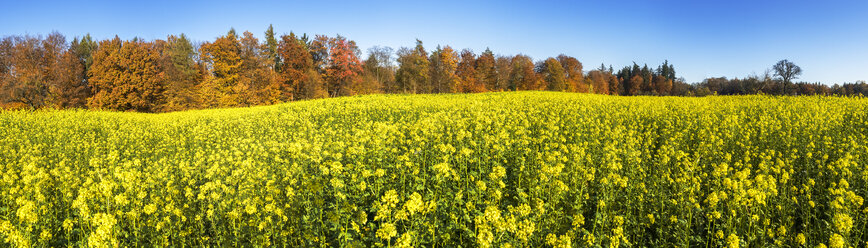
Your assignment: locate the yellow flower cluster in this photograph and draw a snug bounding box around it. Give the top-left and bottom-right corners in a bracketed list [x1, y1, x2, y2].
[0, 92, 866, 246]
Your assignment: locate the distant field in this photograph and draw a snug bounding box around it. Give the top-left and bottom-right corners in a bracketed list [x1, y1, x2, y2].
[1, 92, 866, 247]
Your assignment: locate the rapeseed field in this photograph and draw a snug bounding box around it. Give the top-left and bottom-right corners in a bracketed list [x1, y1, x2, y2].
[1, 92, 866, 247]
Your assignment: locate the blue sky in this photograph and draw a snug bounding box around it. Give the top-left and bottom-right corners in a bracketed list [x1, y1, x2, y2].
[2, 0, 867, 84]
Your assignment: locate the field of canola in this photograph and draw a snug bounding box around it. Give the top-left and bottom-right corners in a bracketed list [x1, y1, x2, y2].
[1, 92, 867, 247]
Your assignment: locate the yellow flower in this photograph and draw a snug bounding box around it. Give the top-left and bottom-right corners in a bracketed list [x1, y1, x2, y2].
[382, 190, 400, 207]
[476, 180, 487, 191]
[833, 213, 853, 234]
[727, 233, 740, 248]
[404, 192, 425, 215]
[144, 204, 157, 215]
[432, 163, 452, 179]
[829, 233, 844, 248]
[39, 229, 52, 242]
[377, 223, 397, 240]
[476, 227, 494, 248]
[15, 201, 38, 225]
[489, 166, 506, 180]
[396, 231, 415, 248]
[546, 233, 572, 248]
[584, 233, 595, 245]
[574, 214, 586, 227]
[516, 219, 535, 243]
[484, 206, 501, 223]
[796, 233, 806, 245]
[63, 219, 75, 231]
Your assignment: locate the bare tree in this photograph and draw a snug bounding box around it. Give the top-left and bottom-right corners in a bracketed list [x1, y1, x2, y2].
[772, 59, 802, 85]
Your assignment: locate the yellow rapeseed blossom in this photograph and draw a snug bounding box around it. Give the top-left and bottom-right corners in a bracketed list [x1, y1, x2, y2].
[832, 213, 853, 235]
[727, 233, 740, 248]
[829, 233, 845, 248]
[377, 223, 397, 240]
[1, 92, 867, 247]
[404, 192, 425, 215]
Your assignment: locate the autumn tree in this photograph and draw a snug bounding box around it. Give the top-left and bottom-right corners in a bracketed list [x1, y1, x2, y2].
[608, 76, 620, 95]
[586, 69, 611, 95]
[157, 34, 201, 111]
[239, 31, 280, 105]
[53, 34, 98, 108]
[627, 75, 643, 96]
[475, 48, 497, 91]
[52, 44, 86, 108]
[279, 32, 324, 100]
[538, 57, 566, 91]
[456, 49, 484, 93]
[428, 45, 459, 93]
[0, 37, 11, 107]
[0, 34, 66, 109]
[38, 32, 73, 108]
[198, 29, 242, 107]
[88, 37, 165, 112]
[309, 35, 330, 72]
[325, 35, 362, 97]
[640, 64, 653, 93]
[556, 55, 584, 92]
[509, 54, 539, 90]
[278, 32, 309, 100]
[395, 40, 429, 93]
[617, 63, 644, 95]
[494, 55, 512, 91]
[652, 75, 672, 95]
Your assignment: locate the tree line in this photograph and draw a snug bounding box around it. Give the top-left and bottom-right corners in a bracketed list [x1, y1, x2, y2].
[1, 27, 866, 112]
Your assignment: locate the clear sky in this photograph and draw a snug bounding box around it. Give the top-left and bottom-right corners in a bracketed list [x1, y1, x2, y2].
[2, 0, 867, 84]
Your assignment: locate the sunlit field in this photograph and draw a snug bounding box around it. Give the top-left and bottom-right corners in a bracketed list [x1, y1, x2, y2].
[1, 92, 866, 247]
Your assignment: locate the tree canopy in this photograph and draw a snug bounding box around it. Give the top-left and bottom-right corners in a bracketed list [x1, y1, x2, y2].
[1, 27, 862, 112]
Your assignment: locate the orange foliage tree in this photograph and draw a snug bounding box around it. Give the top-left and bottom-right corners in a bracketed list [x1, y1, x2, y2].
[198, 29, 243, 108]
[239, 31, 280, 106]
[539, 57, 566, 91]
[278, 32, 317, 100]
[456, 49, 484, 93]
[88, 37, 165, 112]
[428, 45, 459, 93]
[475, 48, 498, 91]
[395, 40, 429, 94]
[557, 54, 584, 92]
[509, 54, 539, 90]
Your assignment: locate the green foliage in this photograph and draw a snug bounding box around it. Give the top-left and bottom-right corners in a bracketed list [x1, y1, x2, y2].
[264, 24, 280, 70]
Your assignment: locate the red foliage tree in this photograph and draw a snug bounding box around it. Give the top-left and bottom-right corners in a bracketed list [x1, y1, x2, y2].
[325, 35, 362, 97]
